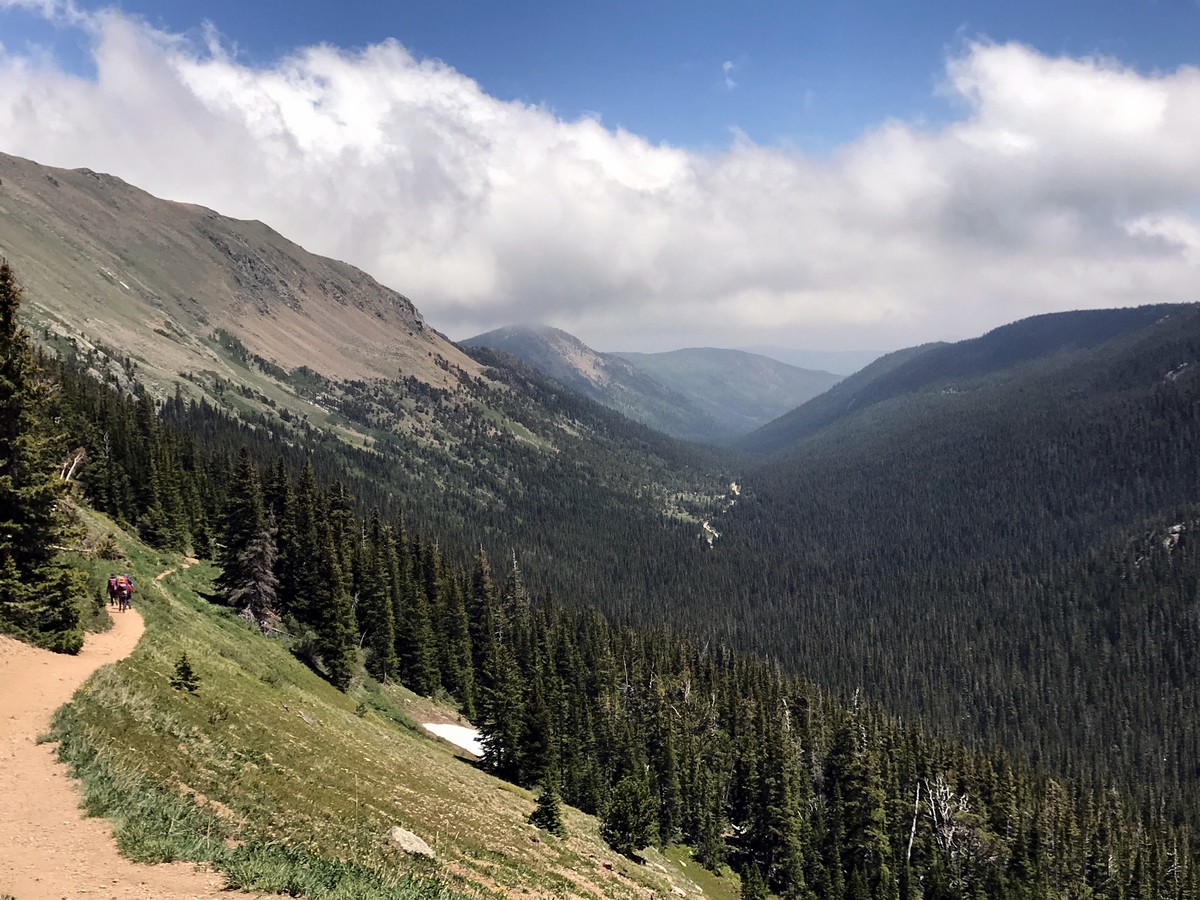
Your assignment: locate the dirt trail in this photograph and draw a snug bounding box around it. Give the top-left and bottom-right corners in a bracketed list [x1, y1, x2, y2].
[0, 606, 251, 898]
[156, 556, 199, 581]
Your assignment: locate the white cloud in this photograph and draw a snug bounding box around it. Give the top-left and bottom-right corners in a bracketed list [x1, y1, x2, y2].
[723, 60, 736, 91]
[0, 8, 1198, 353]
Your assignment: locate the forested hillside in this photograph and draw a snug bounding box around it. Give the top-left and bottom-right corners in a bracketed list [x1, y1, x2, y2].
[683, 304, 1200, 830]
[740, 306, 1176, 455]
[16, 284, 1197, 899]
[613, 347, 840, 436]
[5, 148, 1200, 898]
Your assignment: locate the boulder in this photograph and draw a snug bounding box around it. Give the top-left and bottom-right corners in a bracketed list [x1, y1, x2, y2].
[386, 826, 435, 858]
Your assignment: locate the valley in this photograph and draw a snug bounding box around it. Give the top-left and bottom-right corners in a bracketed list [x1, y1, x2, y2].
[1, 149, 1199, 899]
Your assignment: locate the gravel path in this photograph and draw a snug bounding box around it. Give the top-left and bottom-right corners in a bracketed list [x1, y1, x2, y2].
[0, 606, 256, 898]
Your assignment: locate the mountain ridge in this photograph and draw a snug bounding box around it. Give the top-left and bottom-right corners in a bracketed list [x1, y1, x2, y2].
[0, 151, 478, 394]
[464, 324, 840, 443]
[740, 304, 1186, 455]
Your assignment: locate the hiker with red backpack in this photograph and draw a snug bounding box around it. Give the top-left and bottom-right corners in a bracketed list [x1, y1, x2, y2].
[113, 573, 133, 611]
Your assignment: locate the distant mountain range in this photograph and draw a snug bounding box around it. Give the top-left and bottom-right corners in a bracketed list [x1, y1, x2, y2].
[739, 345, 884, 376]
[463, 325, 841, 443]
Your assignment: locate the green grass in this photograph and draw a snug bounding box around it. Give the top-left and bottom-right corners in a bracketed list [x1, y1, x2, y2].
[45, 508, 706, 899]
[661, 846, 741, 900]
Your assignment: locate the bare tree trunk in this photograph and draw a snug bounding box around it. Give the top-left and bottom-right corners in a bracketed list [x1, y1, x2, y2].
[907, 780, 921, 865]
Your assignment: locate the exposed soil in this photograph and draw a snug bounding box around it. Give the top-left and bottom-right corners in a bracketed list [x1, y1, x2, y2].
[0, 608, 257, 898]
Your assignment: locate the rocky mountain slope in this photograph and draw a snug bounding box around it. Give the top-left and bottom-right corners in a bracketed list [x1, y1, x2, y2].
[0, 150, 726, 605]
[0, 151, 477, 398]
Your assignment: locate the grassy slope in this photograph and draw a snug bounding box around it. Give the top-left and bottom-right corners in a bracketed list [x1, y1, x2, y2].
[53, 508, 728, 899]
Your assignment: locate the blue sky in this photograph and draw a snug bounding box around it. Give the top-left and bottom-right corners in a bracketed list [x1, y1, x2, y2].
[1, 0, 1200, 353]
[12, 0, 1199, 149]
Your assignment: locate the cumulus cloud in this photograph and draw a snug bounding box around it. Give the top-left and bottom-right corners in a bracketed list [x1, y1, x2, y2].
[0, 7, 1198, 353]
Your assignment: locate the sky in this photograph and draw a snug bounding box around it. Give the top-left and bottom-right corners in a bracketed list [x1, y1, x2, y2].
[1, 1, 1199, 354]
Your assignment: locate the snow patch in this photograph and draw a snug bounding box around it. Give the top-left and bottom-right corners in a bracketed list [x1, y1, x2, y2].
[422, 723, 483, 757]
[1165, 363, 1189, 382]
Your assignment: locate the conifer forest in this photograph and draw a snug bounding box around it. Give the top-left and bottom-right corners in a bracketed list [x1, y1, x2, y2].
[4, 256, 1200, 899]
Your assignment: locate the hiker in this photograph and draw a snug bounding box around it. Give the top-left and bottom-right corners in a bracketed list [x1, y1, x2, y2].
[114, 573, 133, 612]
[107, 574, 119, 606]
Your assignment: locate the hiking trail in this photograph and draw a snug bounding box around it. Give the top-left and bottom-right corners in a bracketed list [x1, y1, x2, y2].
[0, 603, 257, 898]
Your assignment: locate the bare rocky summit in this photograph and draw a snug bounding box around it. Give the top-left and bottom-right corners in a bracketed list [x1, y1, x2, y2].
[0, 151, 478, 393]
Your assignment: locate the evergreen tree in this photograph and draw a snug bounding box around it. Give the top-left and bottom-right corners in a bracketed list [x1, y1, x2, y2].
[649, 707, 683, 847]
[289, 462, 322, 626]
[601, 774, 657, 858]
[227, 520, 280, 631]
[749, 706, 811, 898]
[0, 261, 83, 652]
[825, 716, 897, 900]
[477, 637, 526, 781]
[740, 861, 770, 900]
[216, 448, 265, 598]
[171, 651, 200, 692]
[263, 457, 297, 615]
[394, 538, 439, 693]
[357, 511, 397, 681]
[529, 769, 567, 837]
[519, 673, 554, 786]
[314, 522, 357, 689]
[434, 565, 475, 714]
[467, 547, 499, 671]
[694, 767, 728, 872]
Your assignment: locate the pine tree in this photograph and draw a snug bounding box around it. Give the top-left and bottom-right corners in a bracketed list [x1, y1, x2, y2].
[601, 774, 657, 858]
[394, 538, 439, 694]
[824, 716, 897, 900]
[740, 861, 770, 900]
[477, 637, 525, 781]
[467, 547, 499, 671]
[227, 520, 280, 631]
[0, 261, 83, 652]
[434, 565, 475, 714]
[357, 511, 397, 681]
[519, 673, 555, 786]
[216, 448, 265, 599]
[287, 462, 322, 626]
[314, 523, 357, 689]
[529, 769, 567, 837]
[649, 709, 683, 847]
[171, 651, 200, 691]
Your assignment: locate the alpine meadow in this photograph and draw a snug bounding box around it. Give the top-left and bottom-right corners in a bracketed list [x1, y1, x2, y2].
[1, 44, 1200, 900]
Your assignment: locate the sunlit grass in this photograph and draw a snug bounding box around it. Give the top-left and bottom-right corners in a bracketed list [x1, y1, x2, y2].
[46, 508, 700, 899]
